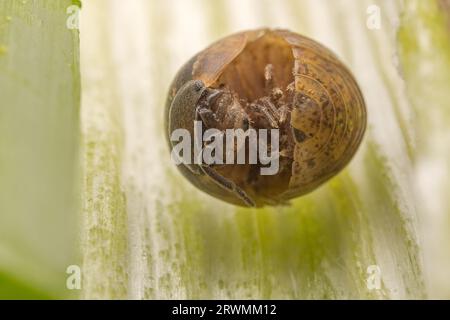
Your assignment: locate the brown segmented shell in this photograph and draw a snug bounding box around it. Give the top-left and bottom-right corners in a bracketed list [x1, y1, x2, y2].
[165, 29, 366, 207]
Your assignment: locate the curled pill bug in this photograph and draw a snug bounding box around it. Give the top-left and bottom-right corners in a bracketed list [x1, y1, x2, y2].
[165, 28, 366, 207]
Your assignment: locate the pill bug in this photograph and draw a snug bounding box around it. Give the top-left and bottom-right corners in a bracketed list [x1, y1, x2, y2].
[165, 29, 366, 207]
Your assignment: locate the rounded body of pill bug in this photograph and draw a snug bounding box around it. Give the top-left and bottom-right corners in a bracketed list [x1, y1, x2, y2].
[165, 29, 366, 207]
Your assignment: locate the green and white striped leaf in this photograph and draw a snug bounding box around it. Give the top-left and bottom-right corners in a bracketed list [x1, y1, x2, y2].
[0, 0, 80, 299]
[1, 0, 449, 300]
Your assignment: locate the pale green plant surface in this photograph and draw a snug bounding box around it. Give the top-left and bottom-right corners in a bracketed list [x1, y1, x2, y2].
[79, 0, 128, 299]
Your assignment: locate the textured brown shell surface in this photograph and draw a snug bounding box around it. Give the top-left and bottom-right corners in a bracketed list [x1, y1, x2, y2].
[276, 30, 366, 199]
[165, 29, 367, 207]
